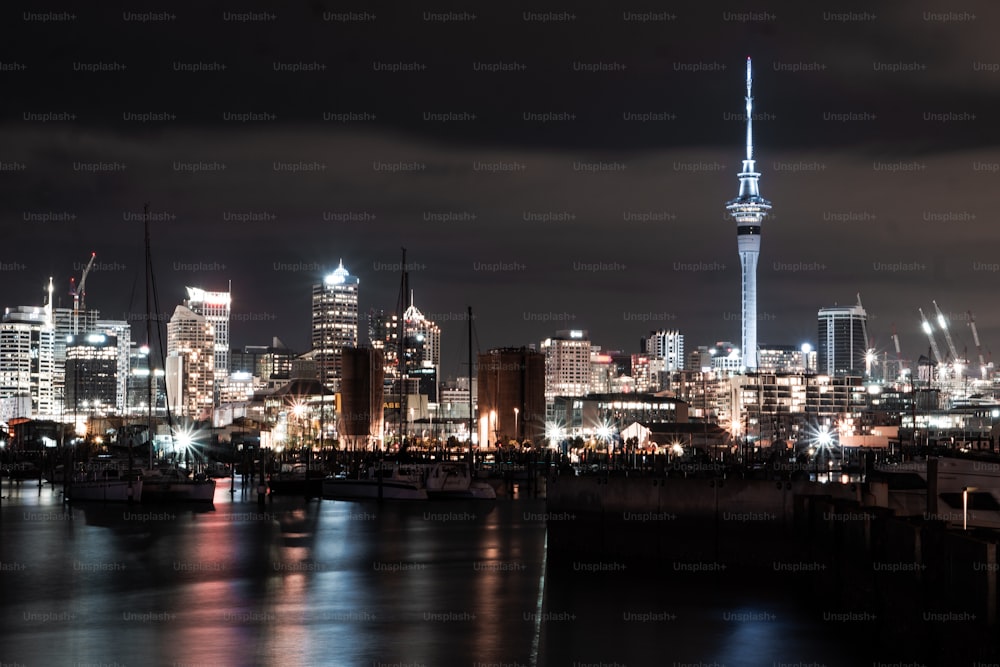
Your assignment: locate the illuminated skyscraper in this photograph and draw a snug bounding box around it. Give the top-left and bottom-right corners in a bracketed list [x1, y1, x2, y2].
[725, 57, 772, 371]
[0, 305, 55, 419]
[540, 330, 592, 401]
[311, 260, 359, 390]
[165, 304, 215, 419]
[184, 286, 231, 385]
[65, 333, 119, 416]
[818, 305, 868, 377]
[402, 293, 441, 402]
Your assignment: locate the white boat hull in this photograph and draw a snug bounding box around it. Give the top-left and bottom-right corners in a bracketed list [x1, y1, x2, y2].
[68, 479, 143, 503]
[422, 462, 497, 500]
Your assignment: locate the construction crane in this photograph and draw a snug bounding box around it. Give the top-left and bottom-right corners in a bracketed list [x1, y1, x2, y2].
[857, 293, 875, 377]
[932, 300, 960, 367]
[969, 310, 987, 379]
[918, 307, 944, 367]
[891, 323, 904, 380]
[70, 252, 96, 335]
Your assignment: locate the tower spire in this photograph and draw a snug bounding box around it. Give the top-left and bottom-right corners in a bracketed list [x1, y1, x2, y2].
[726, 56, 772, 372]
[745, 56, 753, 162]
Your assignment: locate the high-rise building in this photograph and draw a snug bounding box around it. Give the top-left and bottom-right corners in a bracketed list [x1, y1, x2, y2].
[725, 57, 772, 371]
[402, 294, 441, 402]
[95, 319, 131, 415]
[65, 333, 119, 416]
[311, 261, 359, 390]
[540, 330, 592, 401]
[0, 305, 55, 419]
[165, 304, 215, 419]
[818, 305, 868, 377]
[184, 286, 231, 387]
[230, 338, 295, 383]
[53, 306, 99, 415]
[642, 330, 685, 371]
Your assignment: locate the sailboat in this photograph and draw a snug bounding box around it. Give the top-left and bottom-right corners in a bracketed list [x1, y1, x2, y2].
[65, 460, 143, 503]
[137, 203, 215, 504]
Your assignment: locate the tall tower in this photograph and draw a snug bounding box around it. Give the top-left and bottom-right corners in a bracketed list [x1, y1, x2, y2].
[311, 260, 359, 390]
[726, 57, 771, 371]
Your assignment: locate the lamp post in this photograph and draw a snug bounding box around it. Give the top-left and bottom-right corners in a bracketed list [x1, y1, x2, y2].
[963, 486, 978, 530]
[514, 407, 520, 444]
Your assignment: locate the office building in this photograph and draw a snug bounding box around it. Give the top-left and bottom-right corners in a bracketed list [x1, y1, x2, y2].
[311, 261, 359, 390]
[818, 305, 868, 377]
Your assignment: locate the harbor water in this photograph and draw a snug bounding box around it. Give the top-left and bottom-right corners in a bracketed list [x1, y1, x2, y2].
[0, 480, 871, 666]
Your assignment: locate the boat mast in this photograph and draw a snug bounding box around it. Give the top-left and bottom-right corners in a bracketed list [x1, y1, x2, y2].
[397, 247, 407, 451]
[467, 305, 474, 469]
[144, 203, 153, 470]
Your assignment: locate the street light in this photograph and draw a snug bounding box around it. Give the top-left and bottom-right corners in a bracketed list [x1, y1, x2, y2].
[963, 486, 978, 530]
[514, 407, 520, 444]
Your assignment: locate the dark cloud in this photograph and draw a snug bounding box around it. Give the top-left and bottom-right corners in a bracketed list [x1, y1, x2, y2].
[3, 2, 1000, 376]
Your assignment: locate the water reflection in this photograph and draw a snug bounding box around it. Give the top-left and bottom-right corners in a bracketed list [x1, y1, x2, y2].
[0, 484, 866, 666]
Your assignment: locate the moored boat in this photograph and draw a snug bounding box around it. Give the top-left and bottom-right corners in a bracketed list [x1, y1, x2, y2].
[322, 462, 427, 501]
[268, 462, 325, 496]
[422, 461, 496, 500]
[67, 472, 142, 503]
[142, 466, 216, 503]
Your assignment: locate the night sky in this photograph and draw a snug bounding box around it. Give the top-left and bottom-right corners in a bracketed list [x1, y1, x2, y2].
[3, 2, 1000, 377]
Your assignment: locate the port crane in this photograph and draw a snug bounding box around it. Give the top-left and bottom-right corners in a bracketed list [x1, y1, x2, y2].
[968, 311, 988, 379]
[932, 300, 962, 380]
[69, 252, 96, 335]
[918, 307, 944, 369]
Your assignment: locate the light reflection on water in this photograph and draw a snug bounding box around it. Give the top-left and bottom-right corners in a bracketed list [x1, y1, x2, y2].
[0, 481, 864, 666]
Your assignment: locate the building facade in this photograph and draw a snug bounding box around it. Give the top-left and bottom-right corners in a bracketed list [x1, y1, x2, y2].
[185, 286, 231, 387]
[165, 304, 215, 419]
[818, 305, 868, 377]
[64, 333, 119, 416]
[0, 306, 55, 419]
[311, 261, 359, 390]
[477, 348, 546, 446]
[541, 330, 592, 401]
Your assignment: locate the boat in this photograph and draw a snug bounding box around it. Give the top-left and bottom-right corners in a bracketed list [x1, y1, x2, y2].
[66, 464, 142, 503]
[422, 461, 496, 499]
[875, 453, 1000, 528]
[322, 461, 428, 501]
[141, 466, 216, 503]
[268, 462, 325, 496]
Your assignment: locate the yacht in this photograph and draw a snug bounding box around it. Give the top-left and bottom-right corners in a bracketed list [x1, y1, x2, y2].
[322, 462, 428, 501]
[268, 462, 325, 496]
[141, 466, 216, 503]
[66, 464, 142, 503]
[422, 461, 496, 500]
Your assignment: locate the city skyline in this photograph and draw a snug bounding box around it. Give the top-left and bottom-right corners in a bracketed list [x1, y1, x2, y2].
[4, 7, 1000, 379]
